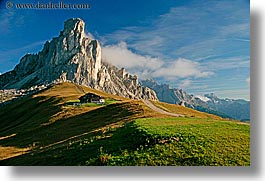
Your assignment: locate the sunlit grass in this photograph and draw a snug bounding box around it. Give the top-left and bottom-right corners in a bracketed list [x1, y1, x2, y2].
[104, 117, 250, 166]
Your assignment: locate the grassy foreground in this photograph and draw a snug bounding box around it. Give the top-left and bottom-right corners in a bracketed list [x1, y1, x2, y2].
[0, 83, 250, 166]
[84, 117, 250, 166]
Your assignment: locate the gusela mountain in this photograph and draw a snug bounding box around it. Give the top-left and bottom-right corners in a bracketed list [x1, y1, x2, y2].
[0, 18, 157, 100]
[141, 79, 250, 121]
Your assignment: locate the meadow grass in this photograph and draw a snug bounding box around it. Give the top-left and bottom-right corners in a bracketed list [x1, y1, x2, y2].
[92, 117, 250, 166]
[0, 83, 250, 166]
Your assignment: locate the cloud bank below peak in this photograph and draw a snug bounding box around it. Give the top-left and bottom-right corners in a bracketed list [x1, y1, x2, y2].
[102, 42, 213, 80]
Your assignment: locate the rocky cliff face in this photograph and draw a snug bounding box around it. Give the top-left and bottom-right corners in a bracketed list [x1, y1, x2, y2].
[0, 18, 157, 100]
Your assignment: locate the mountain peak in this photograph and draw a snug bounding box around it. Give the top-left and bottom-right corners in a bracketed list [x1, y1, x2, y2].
[62, 18, 85, 36]
[0, 18, 157, 101]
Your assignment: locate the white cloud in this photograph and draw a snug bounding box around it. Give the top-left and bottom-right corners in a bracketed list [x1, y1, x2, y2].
[153, 58, 213, 79]
[102, 42, 212, 79]
[102, 42, 163, 70]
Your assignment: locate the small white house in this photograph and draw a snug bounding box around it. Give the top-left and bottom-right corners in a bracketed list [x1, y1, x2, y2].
[99, 98, 105, 104]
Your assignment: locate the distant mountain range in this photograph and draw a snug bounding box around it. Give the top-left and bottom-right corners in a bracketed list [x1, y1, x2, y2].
[141, 79, 250, 121]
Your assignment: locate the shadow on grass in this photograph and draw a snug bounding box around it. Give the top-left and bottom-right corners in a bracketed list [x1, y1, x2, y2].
[0, 121, 146, 166]
[0, 100, 144, 150]
[0, 95, 62, 137]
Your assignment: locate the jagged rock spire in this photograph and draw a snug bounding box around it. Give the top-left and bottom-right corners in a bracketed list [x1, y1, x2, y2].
[63, 18, 85, 35]
[0, 18, 158, 100]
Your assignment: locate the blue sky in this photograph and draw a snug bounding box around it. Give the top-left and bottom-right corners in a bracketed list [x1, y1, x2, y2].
[0, 0, 250, 100]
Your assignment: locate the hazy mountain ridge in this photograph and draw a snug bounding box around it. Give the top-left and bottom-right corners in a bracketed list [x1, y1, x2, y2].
[141, 79, 250, 120]
[0, 18, 157, 100]
[204, 93, 250, 121]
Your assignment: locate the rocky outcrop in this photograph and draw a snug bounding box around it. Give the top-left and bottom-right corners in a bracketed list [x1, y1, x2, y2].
[95, 62, 157, 100]
[0, 18, 157, 100]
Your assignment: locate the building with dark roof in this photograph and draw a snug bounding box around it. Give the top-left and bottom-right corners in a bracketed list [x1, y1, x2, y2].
[79, 93, 105, 104]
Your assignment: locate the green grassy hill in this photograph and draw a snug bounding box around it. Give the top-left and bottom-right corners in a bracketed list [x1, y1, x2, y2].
[0, 83, 250, 166]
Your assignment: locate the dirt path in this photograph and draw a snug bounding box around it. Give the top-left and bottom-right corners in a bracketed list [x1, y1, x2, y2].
[142, 100, 184, 117]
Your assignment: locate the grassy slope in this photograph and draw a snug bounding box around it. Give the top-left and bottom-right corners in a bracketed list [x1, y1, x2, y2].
[0, 83, 250, 166]
[0, 82, 164, 162]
